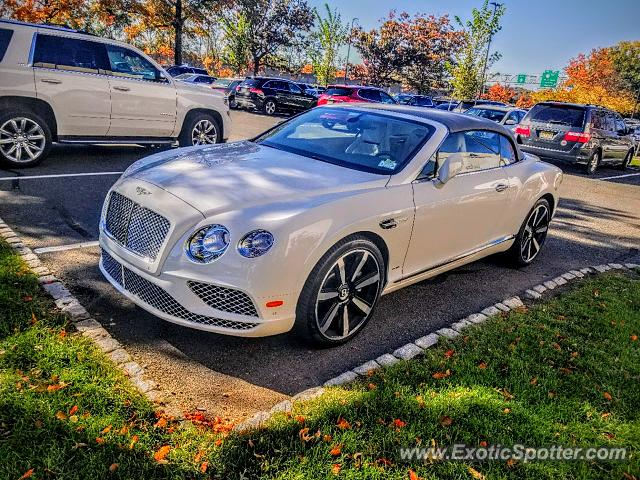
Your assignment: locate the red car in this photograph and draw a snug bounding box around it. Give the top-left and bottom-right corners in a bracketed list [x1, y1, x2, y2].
[317, 85, 397, 106]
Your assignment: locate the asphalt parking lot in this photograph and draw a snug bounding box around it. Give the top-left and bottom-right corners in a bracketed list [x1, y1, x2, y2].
[1, 109, 639, 421]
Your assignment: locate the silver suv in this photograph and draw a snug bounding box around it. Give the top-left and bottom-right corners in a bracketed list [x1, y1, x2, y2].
[0, 19, 231, 167]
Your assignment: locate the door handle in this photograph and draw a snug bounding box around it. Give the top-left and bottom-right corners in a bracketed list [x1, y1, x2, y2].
[113, 85, 130, 91]
[41, 78, 61, 84]
[495, 183, 509, 192]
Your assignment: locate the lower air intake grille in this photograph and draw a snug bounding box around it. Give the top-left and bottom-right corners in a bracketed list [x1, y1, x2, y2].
[187, 281, 258, 317]
[100, 251, 257, 331]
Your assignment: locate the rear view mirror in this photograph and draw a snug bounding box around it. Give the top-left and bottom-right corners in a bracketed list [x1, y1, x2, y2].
[435, 153, 464, 185]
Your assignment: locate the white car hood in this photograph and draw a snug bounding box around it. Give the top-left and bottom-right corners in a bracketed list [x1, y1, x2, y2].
[125, 141, 388, 215]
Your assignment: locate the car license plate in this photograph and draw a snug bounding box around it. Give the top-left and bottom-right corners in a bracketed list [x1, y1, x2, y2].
[539, 131, 555, 140]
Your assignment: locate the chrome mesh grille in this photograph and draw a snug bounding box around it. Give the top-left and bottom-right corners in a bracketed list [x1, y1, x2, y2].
[100, 251, 257, 331]
[105, 192, 170, 260]
[187, 281, 258, 317]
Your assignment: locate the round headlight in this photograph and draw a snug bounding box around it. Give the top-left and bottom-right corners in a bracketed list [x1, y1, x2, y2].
[186, 224, 230, 263]
[237, 230, 274, 258]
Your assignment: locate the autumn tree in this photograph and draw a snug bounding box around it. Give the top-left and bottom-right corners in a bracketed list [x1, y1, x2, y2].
[220, 11, 250, 74]
[448, 0, 505, 100]
[532, 47, 635, 115]
[308, 3, 347, 86]
[352, 11, 462, 92]
[225, 0, 314, 76]
[482, 83, 515, 103]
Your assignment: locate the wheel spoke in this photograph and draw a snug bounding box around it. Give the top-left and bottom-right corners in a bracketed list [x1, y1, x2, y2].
[0, 138, 15, 145]
[319, 302, 340, 333]
[534, 208, 547, 226]
[342, 305, 350, 336]
[351, 251, 368, 281]
[355, 271, 379, 290]
[352, 296, 371, 315]
[318, 290, 338, 301]
[336, 258, 346, 285]
[532, 237, 540, 255]
[23, 145, 35, 160]
[535, 225, 548, 234]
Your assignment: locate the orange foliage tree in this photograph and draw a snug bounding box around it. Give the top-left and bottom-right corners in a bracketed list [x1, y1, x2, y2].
[1, 0, 97, 30]
[482, 83, 516, 103]
[531, 47, 635, 115]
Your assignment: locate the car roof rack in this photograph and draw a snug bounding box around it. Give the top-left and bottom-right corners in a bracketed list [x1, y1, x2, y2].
[0, 18, 96, 36]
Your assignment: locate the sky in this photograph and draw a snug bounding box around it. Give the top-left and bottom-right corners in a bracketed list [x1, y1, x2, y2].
[308, 0, 640, 80]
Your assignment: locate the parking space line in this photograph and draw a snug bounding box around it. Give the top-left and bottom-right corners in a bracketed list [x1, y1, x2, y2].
[34, 240, 99, 254]
[597, 172, 640, 181]
[0, 172, 123, 181]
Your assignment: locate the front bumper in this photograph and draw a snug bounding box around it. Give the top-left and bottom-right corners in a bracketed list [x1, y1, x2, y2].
[99, 247, 294, 337]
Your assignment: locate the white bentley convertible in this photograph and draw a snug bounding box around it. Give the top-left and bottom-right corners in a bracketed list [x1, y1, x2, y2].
[99, 105, 562, 345]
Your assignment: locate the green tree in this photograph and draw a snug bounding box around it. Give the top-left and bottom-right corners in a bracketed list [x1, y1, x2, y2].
[220, 12, 250, 74]
[448, 0, 505, 100]
[308, 3, 347, 86]
[610, 40, 640, 115]
[227, 0, 314, 76]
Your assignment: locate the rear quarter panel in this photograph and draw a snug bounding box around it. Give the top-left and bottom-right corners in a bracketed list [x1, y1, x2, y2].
[0, 24, 36, 98]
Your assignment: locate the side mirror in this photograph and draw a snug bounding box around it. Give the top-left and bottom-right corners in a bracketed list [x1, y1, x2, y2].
[505, 118, 517, 125]
[435, 153, 464, 185]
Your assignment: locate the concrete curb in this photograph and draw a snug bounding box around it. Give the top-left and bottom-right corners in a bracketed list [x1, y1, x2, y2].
[0, 218, 166, 405]
[233, 260, 640, 433]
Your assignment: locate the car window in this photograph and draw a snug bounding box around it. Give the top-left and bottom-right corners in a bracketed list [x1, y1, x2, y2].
[603, 112, 617, 132]
[0, 28, 13, 63]
[527, 104, 585, 128]
[499, 135, 517, 164]
[462, 130, 502, 172]
[419, 131, 466, 179]
[614, 115, 626, 133]
[414, 97, 433, 107]
[287, 82, 303, 94]
[105, 44, 162, 82]
[325, 87, 353, 96]
[194, 76, 214, 84]
[466, 107, 506, 123]
[379, 91, 396, 104]
[33, 34, 108, 74]
[358, 89, 381, 102]
[240, 78, 261, 88]
[255, 107, 435, 175]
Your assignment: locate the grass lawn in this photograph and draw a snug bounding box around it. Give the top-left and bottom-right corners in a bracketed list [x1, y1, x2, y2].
[631, 155, 640, 167]
[1, 238, 639, 479]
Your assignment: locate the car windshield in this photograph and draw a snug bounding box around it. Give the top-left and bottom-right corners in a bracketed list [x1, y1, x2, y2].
[528, 104, 586, 127]
[325, 87, 353, 96]
[174, 73, 192, 80]
[254, 108, 435, 175]
[465, 107, 507, 122]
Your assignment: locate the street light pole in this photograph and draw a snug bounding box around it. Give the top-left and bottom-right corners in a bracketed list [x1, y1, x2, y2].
[344, 17, 358, 84]
[479, 2, 503, 98]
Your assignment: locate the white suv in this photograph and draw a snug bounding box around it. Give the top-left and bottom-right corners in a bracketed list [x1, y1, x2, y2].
[0, 19, 231, 167]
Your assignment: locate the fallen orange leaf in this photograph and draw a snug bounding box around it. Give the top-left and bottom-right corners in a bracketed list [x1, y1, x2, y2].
[109, 463, 118, 473]
[129, 435, 139, 449]
[299, 427, 313, 442]
[295, 415, 306, 424]
[154, 417, 168, 428]
[336, 417, 351, 430]
[200, 462, 208, 473]
[214, 438, 223, 447]
[479, 440, 488, 447]
[101, 425, 112, 434]
[55, 411, 67, 421]
[432, 369, 451, 379]
[468, 466, 486, 479]
[323, 434, 333, 442]
[331, 463, 341, 475]
[444, 349, 455, 359]
[409, 469, 420, 480]
[329, 444, 343, 456]
[603, 392, 613, 401]
[631, 335, 638, 342]
[18, 468, 34, 479]
[392, 418, 407, 429]
[69, 405, 78, 416]
[153, 445, 171, 462]
[478, 361, 487, 369]
[95, 437, 105, 444]
[440, 416, 453, 426]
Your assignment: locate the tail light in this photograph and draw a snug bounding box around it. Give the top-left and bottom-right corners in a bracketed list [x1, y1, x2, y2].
[249, 87, 264, 95]
[235, 85, 241, 91]
[564, 131, 591, 143]
[514, 126, 530, 137]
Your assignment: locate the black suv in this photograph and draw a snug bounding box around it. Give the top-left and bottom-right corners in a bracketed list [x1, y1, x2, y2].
[515, 102, 635, 174]
[234, 77, 318, 115]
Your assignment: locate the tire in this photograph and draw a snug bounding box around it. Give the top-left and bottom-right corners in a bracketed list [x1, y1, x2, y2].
[178, 112, 220, 147]
[263, 99, 277, 116]
[0, 110, 52, 168]
[584, 150, 600, 175]
[294, 236, 385, 347]
[506, 198, 551, 267]
[618, 149, 633, 170]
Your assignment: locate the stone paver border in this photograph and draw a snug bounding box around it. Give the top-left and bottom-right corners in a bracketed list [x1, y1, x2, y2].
[234, 260, 639, 432]
[0, 218, 166, 404]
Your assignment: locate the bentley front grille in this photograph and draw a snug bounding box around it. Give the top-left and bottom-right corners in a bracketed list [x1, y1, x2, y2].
[100, 250, 258, 331]
[104, 191, 170, 260]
